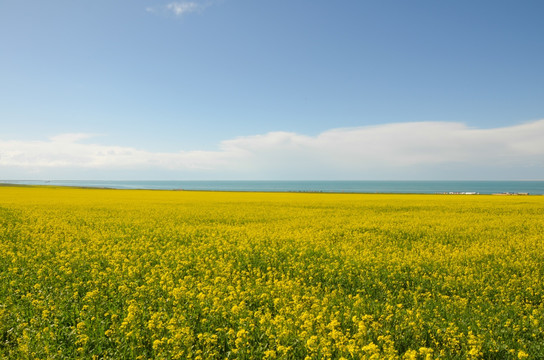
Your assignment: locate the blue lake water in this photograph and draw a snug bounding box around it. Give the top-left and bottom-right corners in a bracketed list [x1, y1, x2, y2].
[2, 180, 544, 194]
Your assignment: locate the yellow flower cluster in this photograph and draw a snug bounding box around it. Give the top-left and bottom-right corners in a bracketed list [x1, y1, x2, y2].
[1, 186, 543, 359]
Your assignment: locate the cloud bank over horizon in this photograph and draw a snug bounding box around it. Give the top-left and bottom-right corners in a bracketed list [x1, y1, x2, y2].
[1, 120, 543, 180]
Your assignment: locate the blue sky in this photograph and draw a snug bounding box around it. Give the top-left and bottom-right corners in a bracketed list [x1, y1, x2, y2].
[1, 0, 543, 180]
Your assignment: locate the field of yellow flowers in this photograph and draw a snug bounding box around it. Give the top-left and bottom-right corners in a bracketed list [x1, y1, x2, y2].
[1, 186, 543, 359]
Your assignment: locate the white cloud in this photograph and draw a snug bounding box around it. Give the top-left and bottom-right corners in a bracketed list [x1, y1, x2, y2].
[1, 120, 544, 180]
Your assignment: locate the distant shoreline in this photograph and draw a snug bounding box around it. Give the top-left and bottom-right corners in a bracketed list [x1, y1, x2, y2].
[1, 181, 543, 195]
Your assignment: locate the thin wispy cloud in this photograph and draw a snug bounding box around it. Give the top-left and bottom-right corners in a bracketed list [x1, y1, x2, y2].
[1, 120, 543, 180]
[166, 2, 200, 16]
[147, 1, 211, 17]
[49, 133, 98, 143]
